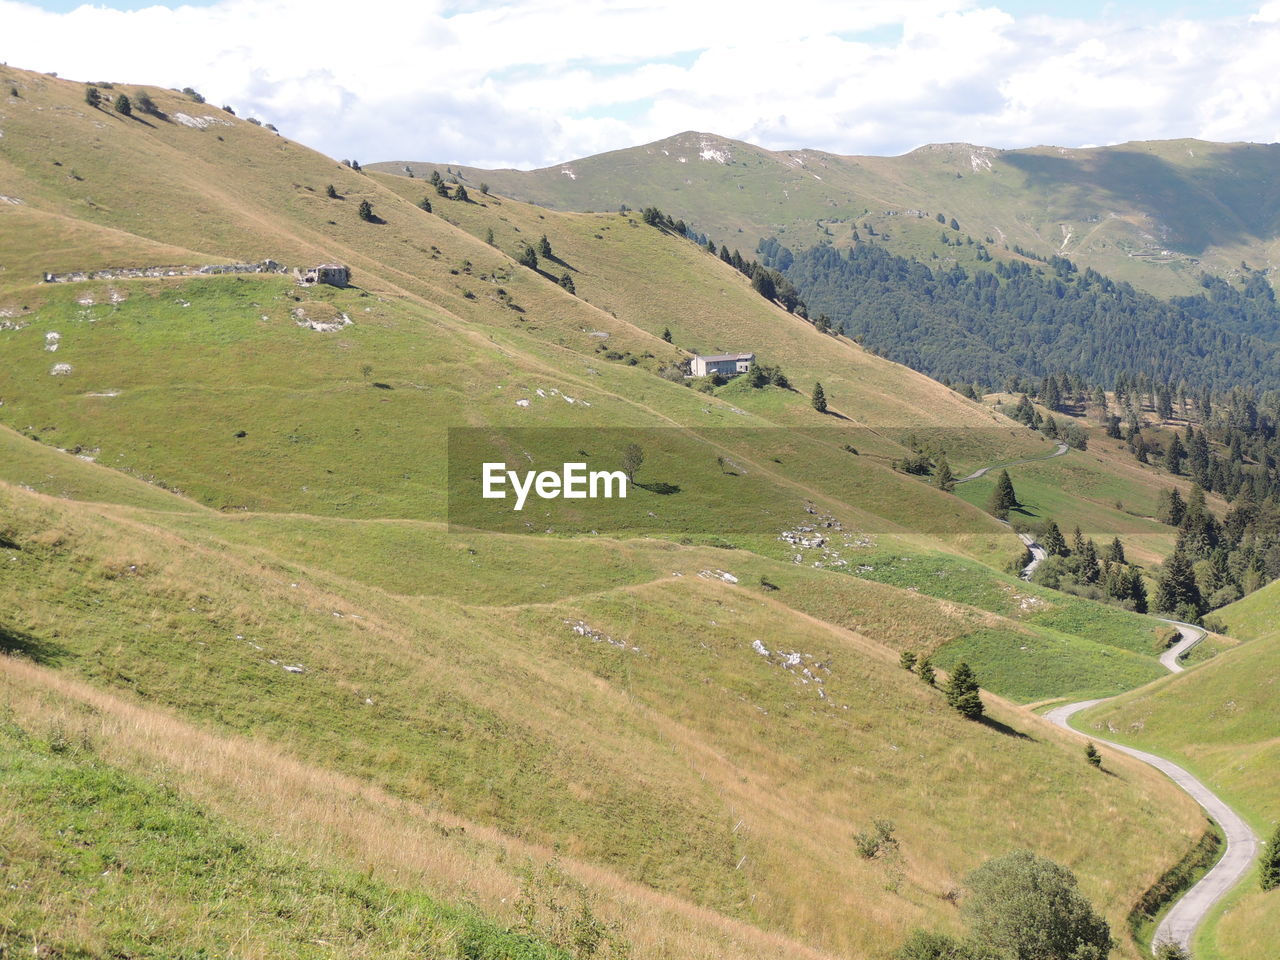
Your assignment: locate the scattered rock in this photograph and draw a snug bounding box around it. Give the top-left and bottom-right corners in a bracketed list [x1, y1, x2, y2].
[50, 363, 72, 376]
[44, 332, 59, 351]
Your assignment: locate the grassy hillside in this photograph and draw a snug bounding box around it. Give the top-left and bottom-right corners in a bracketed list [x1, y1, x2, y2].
[0, 64, 1265, 960]
[1079, 581, 1280, 960]
[374, 133, 1280, 297]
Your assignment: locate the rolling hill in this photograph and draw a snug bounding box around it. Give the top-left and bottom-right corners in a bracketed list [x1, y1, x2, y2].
[374, 132, 1280, 299]
[1, 64, 1274, 960]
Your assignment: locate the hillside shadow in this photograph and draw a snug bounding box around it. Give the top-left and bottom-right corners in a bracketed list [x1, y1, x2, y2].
[0, 624, 66, 666]
[979, 714, 1036, 741]
[1002, 144, 1280, 255]
[637, 481, 680, 495]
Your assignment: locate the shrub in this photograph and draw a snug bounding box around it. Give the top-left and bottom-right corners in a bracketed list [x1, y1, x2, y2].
[326, 184, 339, 199]
[84, 86, 102, 108]
[357, 200, 375, 222]
[899, 650, 918, 671]
[895, 930, 990, 960]
[853, 819, 898, 859]
[181, 86, 205, 103]
[516, 245, 538, 270]
[113, 93, 132, 116]
[964, 851, 1113, 960]
[1085, 742, 1102, 768]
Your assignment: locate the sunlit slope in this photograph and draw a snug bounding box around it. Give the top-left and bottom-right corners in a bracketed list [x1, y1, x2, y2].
[374, 171, 1024, 433]
[1079, 583, 1280, 960]
[376, 132, 1280, 296]
[1, 467, 1206, 960]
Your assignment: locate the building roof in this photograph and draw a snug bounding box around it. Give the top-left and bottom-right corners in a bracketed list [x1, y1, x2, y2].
[696, 352, 754, 363]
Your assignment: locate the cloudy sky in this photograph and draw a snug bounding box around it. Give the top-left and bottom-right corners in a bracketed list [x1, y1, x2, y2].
[3, 0, 1279, 168]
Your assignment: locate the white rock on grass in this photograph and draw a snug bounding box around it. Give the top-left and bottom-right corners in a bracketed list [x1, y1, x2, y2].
[50, 363, 73, 376]
[45, 332, 60, 351]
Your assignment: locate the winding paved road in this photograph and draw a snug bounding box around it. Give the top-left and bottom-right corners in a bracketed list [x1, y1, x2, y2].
[1043, 621, 1259, 955]
[955, 440, 1070, 483]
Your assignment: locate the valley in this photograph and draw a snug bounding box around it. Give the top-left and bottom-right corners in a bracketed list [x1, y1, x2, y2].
[1, 64, 1276, 960]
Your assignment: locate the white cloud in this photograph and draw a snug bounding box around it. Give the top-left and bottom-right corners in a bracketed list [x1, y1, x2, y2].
[2, 0, 1278, 167]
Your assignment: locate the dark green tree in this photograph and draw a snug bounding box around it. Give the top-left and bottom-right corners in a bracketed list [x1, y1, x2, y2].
[899, 651, 918, 671]
[1106, 537, 1126, 564]
[454, 184, 469, 202]
[516, 244, 538, 270]
[1042, 521, 1069, 557]
[113, 93, 132, 116]
[1085, 742, 1102, 768]
[964, 851, 1113, 960]
[1261, 823, 1280, 891]
[811, 381, 827, 414]
[945, 662, 984, 720]
[326, 184, 339, 199]
[84, 86, 101, 108]
[752, 269, 777, 301]
[435, 181, 450, 198]
[538, 234, 553, 258]
[934, 456, 955, 492]
[987, 470, 1018, 520]
[484, 227, 495, 246]
[558, 273, 575, 294]
[1154, 549, 1202, 616]
[133, 90, 157, 115]
[357, 200, 375, 222]
[1127, 567, 1149, 613]
[661, 327, 673, 343]
[419, 197, 432, 213]
[916, 656, 936, 686]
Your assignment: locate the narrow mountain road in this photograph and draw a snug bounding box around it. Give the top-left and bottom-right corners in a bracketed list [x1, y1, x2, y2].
[1043, 619, 1258, 956]
[955, 440, 1069, 483]
[1158, 618, 1206, 674]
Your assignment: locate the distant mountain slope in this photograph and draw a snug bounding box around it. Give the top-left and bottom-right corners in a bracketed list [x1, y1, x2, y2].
[373, 133, 1280, 298]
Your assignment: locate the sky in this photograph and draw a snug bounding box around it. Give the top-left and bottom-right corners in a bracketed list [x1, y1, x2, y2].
[3, 0, 1279, 168]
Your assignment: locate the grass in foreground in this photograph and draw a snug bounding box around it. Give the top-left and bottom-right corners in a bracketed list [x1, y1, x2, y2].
[0, 711, 566, 960]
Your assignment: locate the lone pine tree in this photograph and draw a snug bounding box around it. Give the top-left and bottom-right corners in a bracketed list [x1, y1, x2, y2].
[945, 662, 984, 720]
[811, 381, 827, 413]
[987, 469, 1018, 520]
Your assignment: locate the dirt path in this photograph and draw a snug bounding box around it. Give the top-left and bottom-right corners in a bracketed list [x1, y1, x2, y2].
[955, 440, 1069, 483]
[1043, 619, 1258, 956]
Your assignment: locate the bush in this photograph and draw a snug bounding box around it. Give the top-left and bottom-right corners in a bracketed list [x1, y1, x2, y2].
[113, 93, 132, 116]
[84, 86, 102, 108]
[895, 930, 991, 960]
[964, 851, 1113, 960]
[357, 200, 376, 222]
[133, 90, 158, 115]
[853, 819, 897, 859]
[181, 86, 205, 103]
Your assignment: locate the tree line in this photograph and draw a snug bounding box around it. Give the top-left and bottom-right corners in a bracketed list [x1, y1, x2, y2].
[762, 241, 1280, 393]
